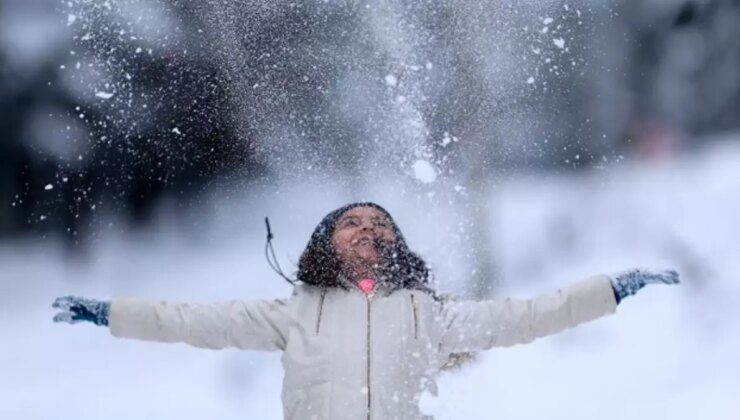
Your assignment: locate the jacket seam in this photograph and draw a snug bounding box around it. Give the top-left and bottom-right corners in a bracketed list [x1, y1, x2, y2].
[315, 289, 326, 335]
[410, 293, 419, 340]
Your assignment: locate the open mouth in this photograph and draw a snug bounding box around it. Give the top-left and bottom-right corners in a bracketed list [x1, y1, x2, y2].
[353, 237, 374, 246]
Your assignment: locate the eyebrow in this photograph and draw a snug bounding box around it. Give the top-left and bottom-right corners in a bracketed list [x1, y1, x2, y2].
[337, 215, 390, 224]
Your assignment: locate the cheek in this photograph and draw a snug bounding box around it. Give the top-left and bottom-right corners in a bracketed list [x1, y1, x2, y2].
[331, 232, 352, 255]
[381, 229, 396, 242]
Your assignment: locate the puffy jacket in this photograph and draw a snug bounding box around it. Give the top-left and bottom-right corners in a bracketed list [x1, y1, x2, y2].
[109, 274, 617, 419]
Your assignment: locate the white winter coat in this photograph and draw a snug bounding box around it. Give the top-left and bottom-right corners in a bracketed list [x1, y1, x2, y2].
[109, 274, 617, 420]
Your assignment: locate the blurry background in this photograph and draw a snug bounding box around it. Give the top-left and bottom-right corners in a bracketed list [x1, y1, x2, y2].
[1, 0, 738, 418]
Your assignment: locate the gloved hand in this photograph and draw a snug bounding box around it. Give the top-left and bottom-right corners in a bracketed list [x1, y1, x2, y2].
[610, 269, 680, 304]
[52, 295, 110, 326]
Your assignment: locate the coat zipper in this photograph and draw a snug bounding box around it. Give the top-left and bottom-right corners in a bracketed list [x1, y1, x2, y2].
[315, 289, 326, 335]
[366, 293, 373, 420]
[410, 293, 419, 339]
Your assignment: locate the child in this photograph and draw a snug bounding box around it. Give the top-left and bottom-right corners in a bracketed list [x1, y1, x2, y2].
[53, 201, 679, 420]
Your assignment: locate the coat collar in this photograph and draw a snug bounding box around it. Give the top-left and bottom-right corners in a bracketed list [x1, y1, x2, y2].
[331, 273, 402, 297]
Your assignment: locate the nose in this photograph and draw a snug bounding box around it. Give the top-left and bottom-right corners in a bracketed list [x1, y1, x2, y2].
[359, 219, 378, 232]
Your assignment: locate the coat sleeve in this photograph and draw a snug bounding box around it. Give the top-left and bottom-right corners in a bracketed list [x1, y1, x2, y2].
[439, 274, 617, 354]
[108, 297, 291, 351]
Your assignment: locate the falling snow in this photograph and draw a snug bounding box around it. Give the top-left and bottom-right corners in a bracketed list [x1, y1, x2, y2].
[95, 91, 114, 99]
[412, 160, 437, 183]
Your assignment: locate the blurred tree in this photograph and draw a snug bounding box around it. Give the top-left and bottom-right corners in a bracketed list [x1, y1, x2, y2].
[0, 0, 264, 245]
[602, 0, 740, 154]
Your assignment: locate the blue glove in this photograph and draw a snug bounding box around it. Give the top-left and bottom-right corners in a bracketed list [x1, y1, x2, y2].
[52, 296, 110, 326]
[610, 269, 680, 304]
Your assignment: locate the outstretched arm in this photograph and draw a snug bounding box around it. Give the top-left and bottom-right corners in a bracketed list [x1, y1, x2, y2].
[53, 295, 292, 351]
[440, 269, 679, 355]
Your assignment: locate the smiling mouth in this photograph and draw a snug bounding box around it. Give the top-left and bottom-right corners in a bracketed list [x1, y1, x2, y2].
[353, 237, 374, 246]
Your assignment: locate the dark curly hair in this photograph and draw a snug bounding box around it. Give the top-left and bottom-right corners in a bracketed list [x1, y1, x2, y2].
[297, 202, 434, 293]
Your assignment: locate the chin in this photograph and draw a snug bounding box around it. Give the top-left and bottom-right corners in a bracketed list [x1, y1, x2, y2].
[354, 253, 379, 266]
[360, 256, 379, 266]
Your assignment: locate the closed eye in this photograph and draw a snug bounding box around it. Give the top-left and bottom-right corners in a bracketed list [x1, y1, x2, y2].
[339, 217, 360, 228]
[372, 218, 391, 228]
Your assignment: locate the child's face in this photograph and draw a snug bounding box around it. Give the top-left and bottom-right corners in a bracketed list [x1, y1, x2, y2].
[331, 206, 397, 274]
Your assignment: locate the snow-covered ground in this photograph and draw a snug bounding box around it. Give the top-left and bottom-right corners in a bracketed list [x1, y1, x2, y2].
[1, 140, 738, 419]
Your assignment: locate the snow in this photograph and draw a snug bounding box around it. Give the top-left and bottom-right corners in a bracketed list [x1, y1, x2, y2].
[384, 74, 398, 87]
[419, 389, 442, 414]
[440, 133, 457, 147]
[411, 159, 437, 183]
[526, 76, 535, 84]
[553, 38, 566, 49]
[95, 91, 114, 99]
[66, 14, 76, 26]
[44, 184, 54, 191]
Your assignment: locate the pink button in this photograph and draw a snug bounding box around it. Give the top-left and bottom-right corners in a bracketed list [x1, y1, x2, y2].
[357, 278, 376, 295]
